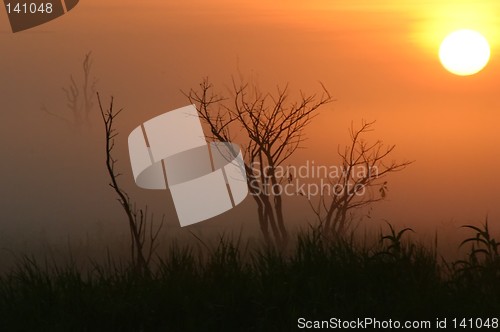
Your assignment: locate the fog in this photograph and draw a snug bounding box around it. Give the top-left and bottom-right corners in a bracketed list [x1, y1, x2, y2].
[1, 1, 500, 267]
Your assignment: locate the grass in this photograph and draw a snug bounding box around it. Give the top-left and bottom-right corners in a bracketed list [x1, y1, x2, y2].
[0, 223, 499, 331]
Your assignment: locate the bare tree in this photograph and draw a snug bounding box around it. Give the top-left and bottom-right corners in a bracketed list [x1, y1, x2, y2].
[185, 78, 333, 248]
[97, 93, 163, 274]
[305, 120, 412, 237]
[42, 52, 97, 129]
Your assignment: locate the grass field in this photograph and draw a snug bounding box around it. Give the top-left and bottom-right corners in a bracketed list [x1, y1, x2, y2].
[0, 223, 499, 331]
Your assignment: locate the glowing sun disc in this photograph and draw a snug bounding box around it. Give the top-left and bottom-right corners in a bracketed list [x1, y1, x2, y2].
[439, 29, 490, 76]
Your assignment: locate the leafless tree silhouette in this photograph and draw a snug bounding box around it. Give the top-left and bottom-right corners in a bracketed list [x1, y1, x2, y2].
[97, 93, 163, 274]
[185, 78, 333, 248]
[305, 120, 412, 237]
[42, 52, 97, 129]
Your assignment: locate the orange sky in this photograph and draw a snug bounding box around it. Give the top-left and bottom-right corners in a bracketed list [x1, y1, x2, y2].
[1, 0, 500, 256]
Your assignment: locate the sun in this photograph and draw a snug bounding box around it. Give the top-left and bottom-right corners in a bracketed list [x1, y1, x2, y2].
[439, 29, 491, 76]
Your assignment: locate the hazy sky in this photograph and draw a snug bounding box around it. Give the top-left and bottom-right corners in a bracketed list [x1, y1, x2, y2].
[1, 0, 500, 257]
